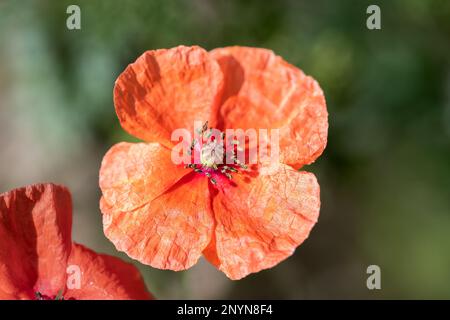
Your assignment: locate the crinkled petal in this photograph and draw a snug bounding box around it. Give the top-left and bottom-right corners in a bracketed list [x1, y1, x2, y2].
[114, 45, 224, 145]
[101, 174, 214, 271]
[99, 142, 187, 212]
[210, 46, 328, 168]
[64, 243, 152, 300]
[0, 184, 72, 298]
[203, 164, 320, 280]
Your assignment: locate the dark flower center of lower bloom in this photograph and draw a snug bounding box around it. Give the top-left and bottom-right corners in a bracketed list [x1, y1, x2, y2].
[184, 121, 247, 185]
[35, 291, 75, 300]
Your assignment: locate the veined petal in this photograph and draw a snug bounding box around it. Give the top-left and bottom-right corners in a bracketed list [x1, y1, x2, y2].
[210, 46, 328, 168]
[204, 163, 320, 280]
[99, 142, 187, 212]
[0, 184, 72, 298]
[64, 243, 152, 300]
[114, 45, 224, 146]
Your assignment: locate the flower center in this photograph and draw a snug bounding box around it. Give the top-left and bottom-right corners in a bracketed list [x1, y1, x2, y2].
[185, 121, 247, 185]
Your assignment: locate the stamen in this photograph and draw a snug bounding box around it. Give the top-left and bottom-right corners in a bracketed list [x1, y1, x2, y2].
[55, 289, 64, 300]
[185, 121, 247, 185]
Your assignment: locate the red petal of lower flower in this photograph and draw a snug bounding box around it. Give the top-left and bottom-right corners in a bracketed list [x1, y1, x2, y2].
[64, 243, 152, 300]
[0, 184, 72, 298]
[114, 45, 224, 146]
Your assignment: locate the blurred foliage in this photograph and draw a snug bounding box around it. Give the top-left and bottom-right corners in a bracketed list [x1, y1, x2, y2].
[0, 0, 449, 298]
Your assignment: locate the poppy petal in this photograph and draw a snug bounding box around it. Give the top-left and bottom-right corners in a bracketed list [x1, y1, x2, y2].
[101, 174, 214, 271]
[203, 164, 320, 280]
[114, 45, 224, 145]
[210, 46, 328, 168]
[64, 243, 152, 300]
[99, 142, 187, 212]
[0, 184, 72, 298]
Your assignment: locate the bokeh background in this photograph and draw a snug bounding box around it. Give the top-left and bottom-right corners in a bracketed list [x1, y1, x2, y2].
[1, 0, 449, 299]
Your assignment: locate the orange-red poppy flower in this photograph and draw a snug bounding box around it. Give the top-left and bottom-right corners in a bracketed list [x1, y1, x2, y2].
[0, 183, 152, 300]
[100, 45, 328, 280]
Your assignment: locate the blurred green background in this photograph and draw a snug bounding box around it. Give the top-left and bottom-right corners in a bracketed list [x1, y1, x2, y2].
[1, 0, 449, 299]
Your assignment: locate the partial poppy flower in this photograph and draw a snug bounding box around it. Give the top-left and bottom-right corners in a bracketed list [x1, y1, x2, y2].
[100, 45, 328, 280]
[0, 183, 152, 300]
